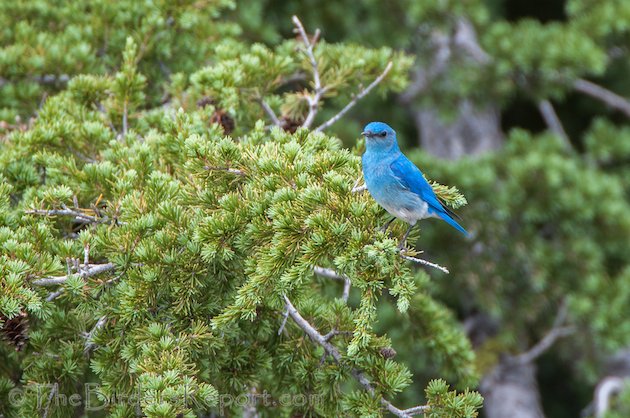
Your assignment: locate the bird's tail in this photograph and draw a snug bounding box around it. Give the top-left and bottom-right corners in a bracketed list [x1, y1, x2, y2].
[438, 211, 468, 236]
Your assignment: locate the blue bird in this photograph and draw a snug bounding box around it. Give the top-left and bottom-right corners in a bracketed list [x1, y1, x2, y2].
[361, 122, 468, 247]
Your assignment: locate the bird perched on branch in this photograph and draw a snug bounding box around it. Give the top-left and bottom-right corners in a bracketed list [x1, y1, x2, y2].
[361, 122, 468, 247]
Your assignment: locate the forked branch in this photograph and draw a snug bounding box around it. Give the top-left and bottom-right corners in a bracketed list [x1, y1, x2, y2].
[283, 295, 429, 417]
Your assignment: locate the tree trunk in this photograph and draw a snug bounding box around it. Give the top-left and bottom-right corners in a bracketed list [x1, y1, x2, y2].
[413, 100, 504, 160]
[480, 359, 545, 418]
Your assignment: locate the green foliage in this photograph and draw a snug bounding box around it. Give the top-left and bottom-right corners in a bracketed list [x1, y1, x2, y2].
[481, 20, 607, 99]
[407, 129, 630, 382]
[0, 0, 237, 119]
[425, 379, 483, 418]
[0, 26, 479, 417]
[181, 41, 411, 134]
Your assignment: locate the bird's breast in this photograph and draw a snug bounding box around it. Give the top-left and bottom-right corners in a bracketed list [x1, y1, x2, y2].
[362, 153, 431, 224]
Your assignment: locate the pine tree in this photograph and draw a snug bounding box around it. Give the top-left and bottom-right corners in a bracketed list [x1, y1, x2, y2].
[0, 13, 482, 418]
[238, 1, 630, 416]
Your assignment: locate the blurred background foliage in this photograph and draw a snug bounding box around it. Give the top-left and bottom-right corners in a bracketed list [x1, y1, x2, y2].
[1, 0, 630, 417]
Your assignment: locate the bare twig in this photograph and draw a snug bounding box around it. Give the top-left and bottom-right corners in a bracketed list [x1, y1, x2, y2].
[315, 61, 393, 132]
[122, 101, 128, 136]
[400, 254, 450, 274]
[25, 207, 99, 224]
[32, 263, 116, 286]
[41, 382, 58, 418]
[292, 16, 325, 129]
[351, 177, 367, 193]
[203, 166, 246, 176]
[313, 266, 351, 302]
[538, 99, 572, 150]
[322, 329, 352, 342]
[84, 315, 107, 353]
[0, 74, 70, 88]
[403, 405, 432, 416]
[574, 78, 630, 118]
[342, 278, 351, 302]
[283, 295, 429, 417]
[313, 266, 345, 280]
[258, 99, 282, 126]
[594, 376, 626, 418]
[96, 101, 118, 134]
[511, 301, 575, 365]
[84, 243, 90, 266]
[46, 289, 64, 302]
[277, 307, 290, 336]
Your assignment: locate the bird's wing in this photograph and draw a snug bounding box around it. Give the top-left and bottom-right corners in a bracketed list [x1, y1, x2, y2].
[390, 154, 468, 236]
[389, 154, 444, 213]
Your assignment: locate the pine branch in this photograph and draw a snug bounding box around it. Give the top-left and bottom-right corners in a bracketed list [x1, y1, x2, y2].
[283, 295, 429, 417]
[32, 263, 116, 286]
[314, 61, 393, 133]
[574, 78, 630, 118]
[292, 16, 325, 129]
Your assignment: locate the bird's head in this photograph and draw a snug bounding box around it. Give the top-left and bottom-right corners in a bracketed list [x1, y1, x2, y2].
[362, 122, 398, 151]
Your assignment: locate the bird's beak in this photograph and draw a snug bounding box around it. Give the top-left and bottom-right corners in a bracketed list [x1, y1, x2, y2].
[361, 131, 371, 137]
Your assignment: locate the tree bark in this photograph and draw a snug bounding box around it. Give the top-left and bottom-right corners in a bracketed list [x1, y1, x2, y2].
[480, 358, 545, 418]
[413, 100, 504, 159]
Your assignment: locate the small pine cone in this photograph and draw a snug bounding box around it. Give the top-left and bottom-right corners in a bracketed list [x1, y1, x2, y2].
[280, 116, 304, 133]
[196, 96, 216, 108]
[0, 311, 29, 351]
[210, 110, 235, 135]
[379, 347, 397, 359]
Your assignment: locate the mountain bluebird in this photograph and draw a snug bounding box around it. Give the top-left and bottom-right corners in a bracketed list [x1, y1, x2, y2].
[361, 122, 468, 247]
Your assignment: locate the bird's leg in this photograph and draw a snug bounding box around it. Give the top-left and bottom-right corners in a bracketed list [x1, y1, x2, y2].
[380, 217, 396, 233]
[399, 224, 415, 250]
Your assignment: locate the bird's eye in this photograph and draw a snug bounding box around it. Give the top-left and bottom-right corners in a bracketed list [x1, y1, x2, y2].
[380, 131, 387, 137]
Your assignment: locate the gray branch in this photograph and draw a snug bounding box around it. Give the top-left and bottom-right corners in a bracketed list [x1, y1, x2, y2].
[313, 266, 351, 302]
[258, 99, 282, 126]
[511, 301, 574, 365]
[25, 207, 99, 224]
[32, 263, 116, 286]
[594, 376, 626, 418]
[84, 315, 108, 353]
[203, 166, 246, 176]
[315, 61, 393, 133]
[400, 254, 450, 274]
[41, 383, 58, 418]
[538, 99, 572, 150]
[292, 16, 324, 129]
[283, 295, 429, 417]
[574, 78, 630, 118]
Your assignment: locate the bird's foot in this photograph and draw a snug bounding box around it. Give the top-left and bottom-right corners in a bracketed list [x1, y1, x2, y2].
[379, 217, 396, 234]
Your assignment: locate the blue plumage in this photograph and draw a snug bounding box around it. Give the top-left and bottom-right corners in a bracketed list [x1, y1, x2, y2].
[361, 122, 468, 243]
